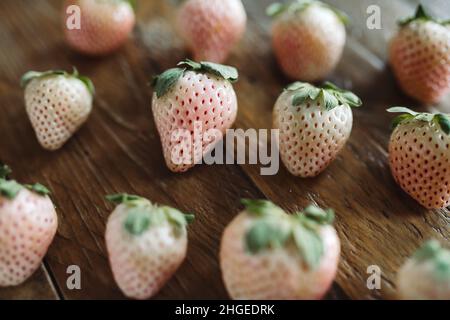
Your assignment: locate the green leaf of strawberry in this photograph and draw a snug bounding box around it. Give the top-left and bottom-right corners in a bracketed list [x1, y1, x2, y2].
[387, 107, 450, 134]
[435, 114, 450, 135]
[266, 0, 349, 25]
[266, 2, 285, 17]
[413, 240, 450, 279]
[245, 220, 289, 253]
[399, 4, 447, 26]
[107, 194, 194, 236]
[25, 183, 51, 196]
[243, 199, 334, 270]
[124, 206, 152, 236]
[303, 205, 335, 225]
[0, 163, 12, 179]
[153, 60, 239, 99]
[106, 193, 145, 204]
[0, 164, 51, 199]
[289, 81, 362, 110]
[178, 59, 239, 82]
[198, 62, 239, 83]
[152, 68, 186, 98]
[293, 222, 324, 269]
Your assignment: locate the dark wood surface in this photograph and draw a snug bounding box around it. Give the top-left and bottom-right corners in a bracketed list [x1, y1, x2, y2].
[0, 0, 448, 300]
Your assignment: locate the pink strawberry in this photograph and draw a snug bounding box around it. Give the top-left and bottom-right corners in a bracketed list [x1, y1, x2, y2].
[388, 107, 450, 209]
[220, 199, 340, 300]
[151, 60, 238, 172]
[389, 5, 450, 104]
[105, 194, 194, 300]
[177, 0, 247, 63]
[21, 69, 95, 151]
[397, 240, 450, 300]
[267, 0, 348, 81]
[0, 164, 58, 287]
[63, 0, 136, 56]
[273, 81, 362, 177]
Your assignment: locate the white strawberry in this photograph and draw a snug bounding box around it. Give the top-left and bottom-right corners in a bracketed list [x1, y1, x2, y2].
[105, 194, 194, 300]
[397, 240, 450, 300]
[220, 199, 340, 300]
[21, 69, 95, 151]
[273, 81, 362, 177]
[151, 60, 238, 172]
[0, 164, 58, 287]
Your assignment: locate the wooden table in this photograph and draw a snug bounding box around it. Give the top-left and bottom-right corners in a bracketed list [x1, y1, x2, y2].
[0, 0, 449, 300]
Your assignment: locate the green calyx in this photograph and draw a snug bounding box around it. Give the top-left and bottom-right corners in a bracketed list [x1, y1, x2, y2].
[266, 0, 349, 25]
[21, 67, 95, 96]
[286, 81, 362, 111]
[399, 4, 450, 27]
[0, 164, 50, 199]
[242, 199, 335, 270]
[152, 59, 239, 98]
[106, 193, 194, 236]
[387, 107, 450, 134]
[413, 240, 450, 280]
[0, 163, 12, 179]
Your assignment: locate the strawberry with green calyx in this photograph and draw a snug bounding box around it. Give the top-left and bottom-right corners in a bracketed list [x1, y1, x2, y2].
[64, 0, 136, 56]
[273, 81, 362, 177]
[267, 0, 348, 81]
[151, 59, 239, 172]
[21, 68, 94, 151]
[105, 193, 194, 299]
[220, 199, 340, 300]
[397, 240, 450, 300]
[0, 165, 57, 287]
[389, 5, 450, 104]
[387, 107, 450, 209]
[177, 0, 247, 63]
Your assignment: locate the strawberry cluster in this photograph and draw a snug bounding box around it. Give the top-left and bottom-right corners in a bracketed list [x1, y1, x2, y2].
[3, 0, 450, 300]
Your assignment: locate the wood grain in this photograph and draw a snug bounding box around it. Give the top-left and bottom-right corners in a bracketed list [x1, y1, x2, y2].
[0, 0, 448, 300]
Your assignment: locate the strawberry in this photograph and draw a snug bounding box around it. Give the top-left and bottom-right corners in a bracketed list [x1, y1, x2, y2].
[220, 199, 340, 300]
[21, 69, 95, 151]
[397, 240, 450, 300]
[177, 0, 247, 63]
[273, 82, 362, 178]
[63, 0, 136, 56]
[105, 194, 194, 300]
[0, 164, 58, 287]
[388, 107, 450, 209]
[151, 59, 238, 172]
[389, 5, 450, 104]
[267, 0, 348, 81]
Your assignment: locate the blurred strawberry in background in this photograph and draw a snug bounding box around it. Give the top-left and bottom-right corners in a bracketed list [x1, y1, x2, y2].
[63, 0, 136, 56]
